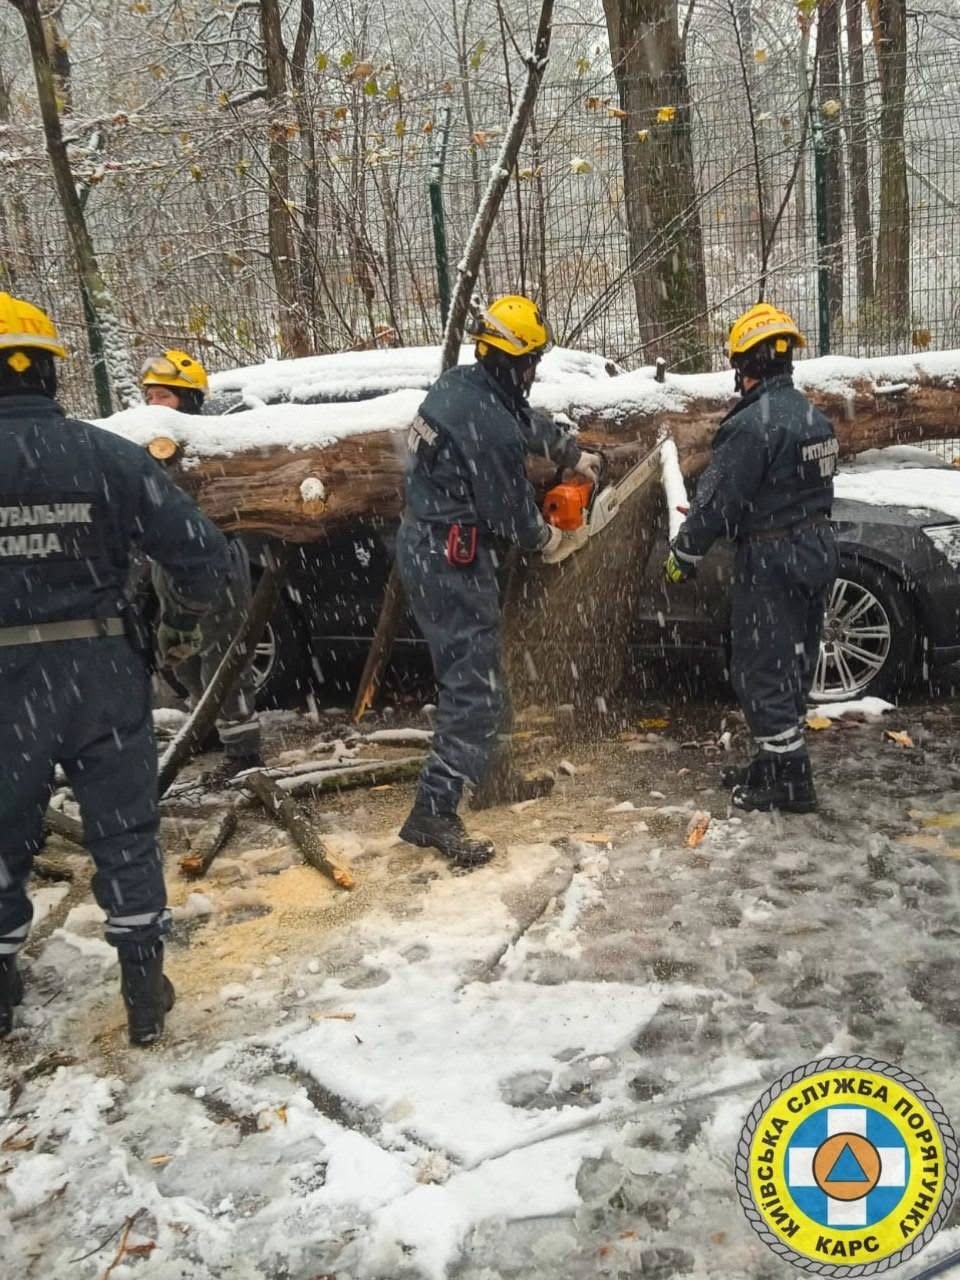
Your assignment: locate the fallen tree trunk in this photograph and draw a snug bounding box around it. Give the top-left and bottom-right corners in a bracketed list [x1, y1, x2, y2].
[155, 363, 960, 542]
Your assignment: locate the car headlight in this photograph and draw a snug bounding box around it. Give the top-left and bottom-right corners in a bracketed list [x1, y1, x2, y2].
[924, 523, 960, 568]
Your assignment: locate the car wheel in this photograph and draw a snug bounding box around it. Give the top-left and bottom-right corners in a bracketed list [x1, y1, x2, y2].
[809, 559, 915, 703]
[249, 591, 311, 709]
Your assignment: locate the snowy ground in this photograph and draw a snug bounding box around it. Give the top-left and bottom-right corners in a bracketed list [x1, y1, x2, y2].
[5, 691, 960, 1279]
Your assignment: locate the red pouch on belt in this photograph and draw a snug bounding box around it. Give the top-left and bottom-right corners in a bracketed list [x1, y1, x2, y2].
[446, 523, 478, 566]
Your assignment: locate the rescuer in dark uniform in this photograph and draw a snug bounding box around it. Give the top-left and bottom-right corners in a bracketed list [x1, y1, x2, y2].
[142, 350, 262, 774]
[397, 295, 601, 866]
[665, 303, 839, 812]
[0, 296, 230, 1044]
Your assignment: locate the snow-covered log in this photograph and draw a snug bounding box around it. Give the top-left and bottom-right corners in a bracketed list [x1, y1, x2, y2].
[98, 348, 960, 542]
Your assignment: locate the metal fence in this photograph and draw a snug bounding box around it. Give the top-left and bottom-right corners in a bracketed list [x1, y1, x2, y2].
[2, 38, 959, 416]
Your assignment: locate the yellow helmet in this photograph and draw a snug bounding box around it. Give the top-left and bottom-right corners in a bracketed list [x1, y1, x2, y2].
[727, 303, 805, 361]
[471, 294, 553, 358]
[141, 349, 209, 394]
[0, 292, 66, 360]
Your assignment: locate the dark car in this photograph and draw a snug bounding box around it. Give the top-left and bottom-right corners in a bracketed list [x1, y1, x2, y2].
[237, 459, 960, 710]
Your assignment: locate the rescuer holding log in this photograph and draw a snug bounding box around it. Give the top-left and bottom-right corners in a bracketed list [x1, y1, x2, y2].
[142, 350, 264, 776]
[664, 303, 839, 813]
[0, 296, 230, 1044]
[397, 295, 601, 865]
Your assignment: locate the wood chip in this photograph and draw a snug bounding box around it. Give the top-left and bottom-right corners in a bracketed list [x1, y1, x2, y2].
[309, 1010, 356, 1022]
[148, 1154, 173, 1166]
[686, 811, 711, 848]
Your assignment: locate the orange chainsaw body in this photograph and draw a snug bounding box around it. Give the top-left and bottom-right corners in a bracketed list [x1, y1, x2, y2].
[542, 474, 594, 530]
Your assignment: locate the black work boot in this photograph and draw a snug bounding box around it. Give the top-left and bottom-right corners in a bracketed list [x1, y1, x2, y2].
[720, 756, 762, 790]
[0, 956, 25, 1039]
[119, 945, 176, 1047]
[732, 755, 818, 814]
[399, 807, 495, 868]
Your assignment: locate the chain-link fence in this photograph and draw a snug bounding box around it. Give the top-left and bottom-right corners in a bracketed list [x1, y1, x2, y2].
[2, 39, 959, 416]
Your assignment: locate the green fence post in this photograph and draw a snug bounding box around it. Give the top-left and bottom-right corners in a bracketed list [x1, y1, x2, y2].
[812, 119, 830, 357]
[429, 106, 452, 329]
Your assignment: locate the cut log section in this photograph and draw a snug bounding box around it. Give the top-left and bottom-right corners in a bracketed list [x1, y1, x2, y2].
[149, 358, 960, 542]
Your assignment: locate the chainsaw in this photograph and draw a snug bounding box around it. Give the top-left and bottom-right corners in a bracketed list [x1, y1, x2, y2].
[541, 443, 667, 563]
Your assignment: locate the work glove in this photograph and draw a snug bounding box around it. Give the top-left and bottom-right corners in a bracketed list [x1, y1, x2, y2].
[574, 451, 603, 484]
[541, 523, 586, 565]
[157, 621, 204, 665]
[664, 549, 696, 584]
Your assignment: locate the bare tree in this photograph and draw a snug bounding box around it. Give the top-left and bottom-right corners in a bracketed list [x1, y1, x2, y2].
[601, 0, 709, 370]
[817, 0, 844, 334]
[6, 0, 140, 407]
[259, 0, 311, 357]
[869, 0, 910, 338]
[845, 0, 874, 322]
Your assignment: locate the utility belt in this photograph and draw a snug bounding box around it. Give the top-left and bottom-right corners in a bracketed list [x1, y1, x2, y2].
[744, 515, 829, 545]
[0, 616, 125, 648]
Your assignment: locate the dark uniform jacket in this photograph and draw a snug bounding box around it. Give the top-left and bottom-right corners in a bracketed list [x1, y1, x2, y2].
[404, 363, 581, 554]
[675, 374, 838, 563]
[0, 394, 229, 629]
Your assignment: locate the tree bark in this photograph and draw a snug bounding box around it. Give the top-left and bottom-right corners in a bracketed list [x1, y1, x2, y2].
[6, 0, 140, 407]
[259, 0, 311, 358]
[868, 0, 910, 340]
[817, 0, 845, 334]
[845, 0, 874, 322]
[601, 0, 709, 371]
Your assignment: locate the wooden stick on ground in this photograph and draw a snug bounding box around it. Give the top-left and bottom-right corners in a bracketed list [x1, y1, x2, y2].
[178, 806, 239, 879]
[157, 542, 291, 796]
[279, 756, 424, 797]
[43, 808, 84, 848]
[245, 772, 356, 889]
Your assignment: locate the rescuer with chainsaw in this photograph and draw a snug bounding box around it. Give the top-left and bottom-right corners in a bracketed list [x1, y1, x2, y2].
[664, 303, 838, 812]
[397, 295, 601, 865]
[142, 350, 263, 775]
[0, 296, 230, 1044]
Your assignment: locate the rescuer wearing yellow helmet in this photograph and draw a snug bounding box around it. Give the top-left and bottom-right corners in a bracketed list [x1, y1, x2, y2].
[0, 294, 230, 1044]
[664, 302, 839, 813]
[140, 348, 263, 776]
[141, 349, 209, 414]
[395, 294, 601, 866]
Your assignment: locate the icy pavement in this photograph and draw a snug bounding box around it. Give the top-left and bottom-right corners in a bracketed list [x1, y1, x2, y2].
[5, 703, 960, 1278]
